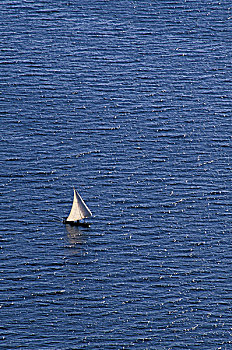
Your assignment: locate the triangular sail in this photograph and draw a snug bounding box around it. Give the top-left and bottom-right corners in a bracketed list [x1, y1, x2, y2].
[66, 189, 92, 221]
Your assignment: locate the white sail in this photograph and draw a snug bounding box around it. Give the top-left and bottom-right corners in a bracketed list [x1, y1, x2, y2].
[66, 188, 92, 221]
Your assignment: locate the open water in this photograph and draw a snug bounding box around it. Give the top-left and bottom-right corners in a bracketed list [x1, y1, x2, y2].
[0, 1, 231, 349]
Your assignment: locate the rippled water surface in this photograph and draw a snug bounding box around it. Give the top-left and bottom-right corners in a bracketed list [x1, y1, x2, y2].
[0, 1, 231, 349]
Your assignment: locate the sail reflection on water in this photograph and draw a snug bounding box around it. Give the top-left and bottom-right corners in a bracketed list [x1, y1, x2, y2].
[65, 224, 87, 246]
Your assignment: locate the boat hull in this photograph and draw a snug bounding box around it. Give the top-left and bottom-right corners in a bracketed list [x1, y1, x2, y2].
[63, 220, 90, 228]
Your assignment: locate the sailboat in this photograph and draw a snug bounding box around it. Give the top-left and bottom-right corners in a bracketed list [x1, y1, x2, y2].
[63, 188, 92, 227]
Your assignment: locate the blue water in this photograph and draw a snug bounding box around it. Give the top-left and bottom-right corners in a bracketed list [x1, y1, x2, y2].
[0, 1, 231, 349]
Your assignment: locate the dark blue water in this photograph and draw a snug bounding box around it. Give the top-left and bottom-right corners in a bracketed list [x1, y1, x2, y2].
[0, 1, 231, 349]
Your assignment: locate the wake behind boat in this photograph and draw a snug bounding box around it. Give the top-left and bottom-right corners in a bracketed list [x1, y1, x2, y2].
[63, 188, 92, 227]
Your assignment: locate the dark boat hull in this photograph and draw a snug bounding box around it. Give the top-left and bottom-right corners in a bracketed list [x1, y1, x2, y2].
[63, 220, 90, 228]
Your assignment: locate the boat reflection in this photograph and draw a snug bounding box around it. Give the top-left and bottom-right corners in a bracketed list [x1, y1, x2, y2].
[65, 224, 88, 249]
